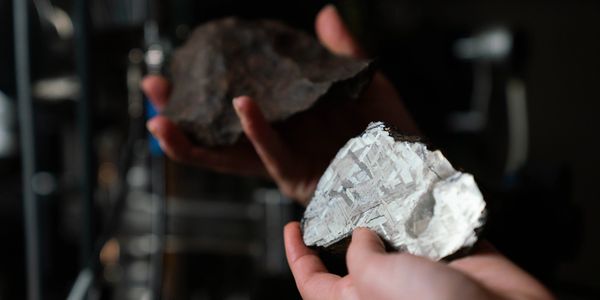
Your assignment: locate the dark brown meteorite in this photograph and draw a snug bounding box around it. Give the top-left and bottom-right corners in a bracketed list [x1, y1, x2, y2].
[163, 17, 375, 146]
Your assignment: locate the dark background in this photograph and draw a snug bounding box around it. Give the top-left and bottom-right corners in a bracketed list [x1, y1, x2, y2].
[1, 0, 598, 299]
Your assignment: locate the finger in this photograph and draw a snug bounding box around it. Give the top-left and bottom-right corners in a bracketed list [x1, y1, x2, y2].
[315, 6, 420, 135]
[314, 6, 422, 135]
[449, 242, 515, 273]
[284, 222, 328, 276]
[347, 230, 481, 300]
[284, 222, 341, 300]
[233, 96, 294, 185]
[142, 75, 171, 111]
[147, 116, 196, 161]
[147, 116, 263, 175]
[346, 228, 386, 274]
[315, 4, 366, 58]
[449, 242, 555, 300]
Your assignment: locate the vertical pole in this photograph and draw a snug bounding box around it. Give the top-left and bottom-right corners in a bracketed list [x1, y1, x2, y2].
[74, 0, 94, 269]
[13, 0, 42, 299]
[150, 156, 166, 300]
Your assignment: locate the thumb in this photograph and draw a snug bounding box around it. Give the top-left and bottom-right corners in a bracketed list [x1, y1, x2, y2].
[315, 4, 366, 58]
[346, 228, 386, 274]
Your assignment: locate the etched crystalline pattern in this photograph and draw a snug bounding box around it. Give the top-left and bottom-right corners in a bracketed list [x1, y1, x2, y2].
[302, 122, 486, 260]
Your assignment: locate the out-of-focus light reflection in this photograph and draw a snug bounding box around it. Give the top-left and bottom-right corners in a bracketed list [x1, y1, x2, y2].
[454, 27, 513, 61]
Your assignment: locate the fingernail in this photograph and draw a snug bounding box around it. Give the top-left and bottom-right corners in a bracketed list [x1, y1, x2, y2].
[146, 120, 158, 134]
[324, 3, 337, 13]
[232, 97, 243, 114]
[352, 227, 368, 235]
[140, 77, 151, 92]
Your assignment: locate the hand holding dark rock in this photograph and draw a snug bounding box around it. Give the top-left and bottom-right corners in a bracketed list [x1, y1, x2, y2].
[143, 5, 418, 205]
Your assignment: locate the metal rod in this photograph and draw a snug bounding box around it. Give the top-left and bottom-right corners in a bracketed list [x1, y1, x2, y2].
[66, 268, 94, 300]
[74, 0, 94, 269]
[13, 0, 42, 299]
[150, 156, 166, 300]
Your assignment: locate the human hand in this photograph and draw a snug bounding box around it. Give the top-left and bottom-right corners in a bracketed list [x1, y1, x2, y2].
[284, 222, 554, 300]
[142, 5, 418, 205]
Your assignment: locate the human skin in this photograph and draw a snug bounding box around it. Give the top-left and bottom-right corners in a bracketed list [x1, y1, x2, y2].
[144, 5, 555, 299]
[142, 5, 417, 205]
[284, 222, 554, 300]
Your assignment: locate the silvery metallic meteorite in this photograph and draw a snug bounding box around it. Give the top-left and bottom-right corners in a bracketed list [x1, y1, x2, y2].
[163, 17, 375, 146]
[302, 122, 486, 261]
